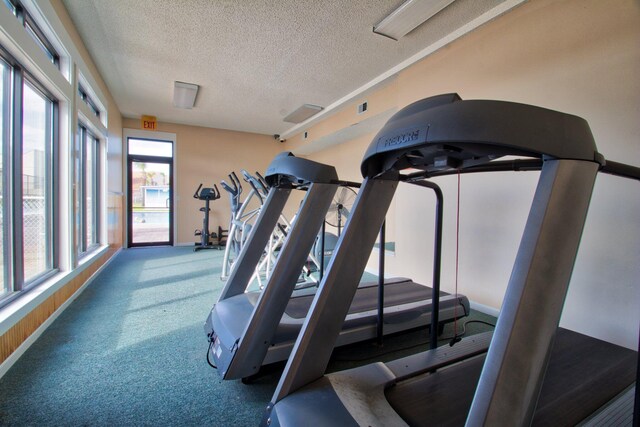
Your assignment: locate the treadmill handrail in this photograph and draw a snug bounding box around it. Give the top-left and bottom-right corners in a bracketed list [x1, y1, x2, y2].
[409, 180, 444, 350]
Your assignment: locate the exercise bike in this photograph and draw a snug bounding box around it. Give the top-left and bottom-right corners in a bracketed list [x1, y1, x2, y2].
[193, 183, 223, 251]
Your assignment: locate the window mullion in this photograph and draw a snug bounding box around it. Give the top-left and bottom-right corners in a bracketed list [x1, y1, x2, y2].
[94, 137, 99, 245]
[78, 126, 85, 254]
[1, 60, 12, 293]
[45, 99, 54, 269]
[11, 67, 23, 291]
[82, 128, 87, 252]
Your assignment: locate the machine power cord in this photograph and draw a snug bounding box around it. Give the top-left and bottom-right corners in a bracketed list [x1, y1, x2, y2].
[206, 339, 218, 369]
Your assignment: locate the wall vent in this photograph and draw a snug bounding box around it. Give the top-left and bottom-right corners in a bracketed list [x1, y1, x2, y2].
[358, 101, 368, 114]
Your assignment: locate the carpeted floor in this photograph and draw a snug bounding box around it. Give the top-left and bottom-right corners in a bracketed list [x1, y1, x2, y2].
[0, 246, 494, 426]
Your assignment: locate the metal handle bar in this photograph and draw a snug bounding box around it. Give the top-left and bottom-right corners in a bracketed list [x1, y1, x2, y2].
[193, 183, 203, 198]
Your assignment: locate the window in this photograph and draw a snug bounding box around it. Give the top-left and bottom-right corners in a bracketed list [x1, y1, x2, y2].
[2, 0, 15, 15]
[22, 80, 54, 282]
[3, 0, 59, 67]
[0, 47, 57, 301]
[78, 84, 100, 118]
[0, 58, 8, 297]
[85, 133, 97, 249]
[128, 138, 173, 157]
[76, 125, 99, 255]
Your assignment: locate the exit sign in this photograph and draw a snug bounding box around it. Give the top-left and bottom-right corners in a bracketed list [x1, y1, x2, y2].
[141, 115, 157, 130]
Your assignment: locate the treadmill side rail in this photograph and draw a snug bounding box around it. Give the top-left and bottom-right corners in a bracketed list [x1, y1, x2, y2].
[265, 377, 360, 427]
[387, 331, 493, 381]
[265, 332, 494, 427]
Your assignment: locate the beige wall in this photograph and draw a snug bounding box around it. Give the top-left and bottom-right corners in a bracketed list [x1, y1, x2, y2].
[122, 119, 282, 245]
[285, 0, 640, 349]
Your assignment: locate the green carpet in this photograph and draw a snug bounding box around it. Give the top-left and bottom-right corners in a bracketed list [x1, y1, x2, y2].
[0, 246, 494, 426]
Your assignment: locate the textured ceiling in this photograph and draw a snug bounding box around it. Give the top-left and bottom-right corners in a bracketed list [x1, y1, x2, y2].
[62, 0, 512, 136]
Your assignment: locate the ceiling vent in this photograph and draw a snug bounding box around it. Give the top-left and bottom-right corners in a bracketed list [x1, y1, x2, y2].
[173, 81, 199, 109]
[283, 104, 324, 123]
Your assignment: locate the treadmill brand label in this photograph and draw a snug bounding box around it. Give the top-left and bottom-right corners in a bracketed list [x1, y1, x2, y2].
[378, 125, 428, 149]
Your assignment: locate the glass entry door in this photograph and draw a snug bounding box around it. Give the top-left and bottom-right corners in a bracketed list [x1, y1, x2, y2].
[127, 139, 173, 247]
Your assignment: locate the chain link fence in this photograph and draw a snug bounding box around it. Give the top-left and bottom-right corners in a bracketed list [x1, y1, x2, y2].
[0, 176, 49, 288]
[23, 196, 47, 280]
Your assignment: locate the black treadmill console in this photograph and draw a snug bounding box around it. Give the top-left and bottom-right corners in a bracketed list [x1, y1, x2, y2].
[265, 152, 338, 188]
[361, 93, 600, 179]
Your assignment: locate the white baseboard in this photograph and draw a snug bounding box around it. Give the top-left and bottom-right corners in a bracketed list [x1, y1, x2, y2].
[0, 248, 121, 379]
[469, 300, 500, 318]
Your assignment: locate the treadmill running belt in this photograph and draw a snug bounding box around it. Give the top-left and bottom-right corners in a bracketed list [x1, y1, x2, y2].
[385, 328, 637, 426]
[284, 279, 447, 319]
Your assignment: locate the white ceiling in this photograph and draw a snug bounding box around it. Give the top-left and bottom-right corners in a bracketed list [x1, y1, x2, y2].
[61, 0, 516, 137]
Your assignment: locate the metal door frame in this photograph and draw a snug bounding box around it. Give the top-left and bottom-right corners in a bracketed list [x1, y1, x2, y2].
[126, 151, 174, 247]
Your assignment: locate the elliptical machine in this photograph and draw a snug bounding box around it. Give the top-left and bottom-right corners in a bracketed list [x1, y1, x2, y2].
[193, 183, 223, 251]
[220, 172, 243, 256]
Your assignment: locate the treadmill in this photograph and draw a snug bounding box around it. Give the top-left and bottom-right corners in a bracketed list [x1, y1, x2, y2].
[264, 94, 639, 426]
[204, 152, 470, 380]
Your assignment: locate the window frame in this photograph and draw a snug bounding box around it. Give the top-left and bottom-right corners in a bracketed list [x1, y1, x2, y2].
[0, 56, 11, 297]
[0, 46, 58, 298]
[126, 137, 174, 248]
[4, 0, 60, 68]
[78, 84, 100, 118]
[76, 124, 100, 257]
[18, 73, 57, 290]
[86, 134, 99, 249]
